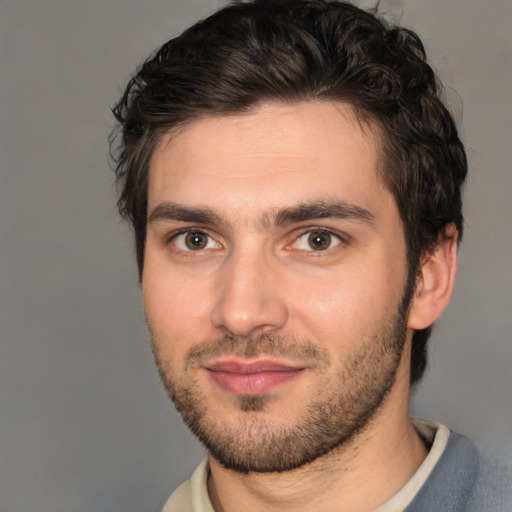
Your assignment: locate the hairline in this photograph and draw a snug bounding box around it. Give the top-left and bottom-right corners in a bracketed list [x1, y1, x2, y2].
[143, 97, 426, 285]
[146, 97, 391, 203]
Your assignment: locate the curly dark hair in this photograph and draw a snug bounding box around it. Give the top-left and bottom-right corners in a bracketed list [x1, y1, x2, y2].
[111, 0, 467, 386]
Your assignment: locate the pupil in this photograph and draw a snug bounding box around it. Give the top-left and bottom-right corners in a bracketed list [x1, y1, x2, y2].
[186, 232, 206, 249]
[309, 231, 331, 250]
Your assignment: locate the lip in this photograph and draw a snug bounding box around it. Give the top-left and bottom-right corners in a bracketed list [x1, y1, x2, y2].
[204, 358, 305, 395]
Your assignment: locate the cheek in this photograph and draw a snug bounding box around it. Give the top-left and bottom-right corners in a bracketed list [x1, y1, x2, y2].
[289, 266, 396, 343]
[142, 266, 213, 348]
[294, 276, 366, 325]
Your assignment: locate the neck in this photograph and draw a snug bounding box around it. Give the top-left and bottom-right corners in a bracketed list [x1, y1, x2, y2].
[207, 350, 427, 512]
[208, 419, 426, 512]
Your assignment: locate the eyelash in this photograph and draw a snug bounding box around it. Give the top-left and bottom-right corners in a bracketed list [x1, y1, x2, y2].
[289, 228, 344, 252]
[166, 227, 348, 253]
[167, 229, 221, 252]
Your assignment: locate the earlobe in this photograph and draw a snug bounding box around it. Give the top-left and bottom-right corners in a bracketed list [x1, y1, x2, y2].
[407, 224, 459, 330]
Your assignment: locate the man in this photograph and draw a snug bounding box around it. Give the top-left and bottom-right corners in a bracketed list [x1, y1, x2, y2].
[110, 1, 510, 510]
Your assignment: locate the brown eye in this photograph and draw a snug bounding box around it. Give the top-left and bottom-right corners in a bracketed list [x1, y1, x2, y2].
[172, 230, 220, 252]
[182, 231, 209, 250]
[307, 231, 332, 250]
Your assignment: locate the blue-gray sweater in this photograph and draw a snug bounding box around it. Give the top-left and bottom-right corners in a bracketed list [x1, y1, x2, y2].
[405, 432, 511, 511]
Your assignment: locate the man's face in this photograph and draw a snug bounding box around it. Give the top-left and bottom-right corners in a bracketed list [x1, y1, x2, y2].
[143, 102, 413, 473]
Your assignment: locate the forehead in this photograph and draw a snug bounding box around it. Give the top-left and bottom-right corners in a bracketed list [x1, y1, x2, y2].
[147, 101, 388, 219]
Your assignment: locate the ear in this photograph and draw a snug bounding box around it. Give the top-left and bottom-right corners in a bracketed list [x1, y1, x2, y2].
[407, 224, 459, 330]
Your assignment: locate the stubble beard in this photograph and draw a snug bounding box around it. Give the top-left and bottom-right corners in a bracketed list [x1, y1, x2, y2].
[150, 297, 410, 474]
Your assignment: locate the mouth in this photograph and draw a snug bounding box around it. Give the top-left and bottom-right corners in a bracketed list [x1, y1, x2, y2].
[203, 358, 306, 395]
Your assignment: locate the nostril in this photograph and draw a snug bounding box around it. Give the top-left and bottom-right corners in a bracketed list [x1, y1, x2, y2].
[210, 292, 289, 338]
[210, 254, 289, 336]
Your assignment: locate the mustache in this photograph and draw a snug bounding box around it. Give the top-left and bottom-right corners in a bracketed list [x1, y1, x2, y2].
[184, 333, 331, 369]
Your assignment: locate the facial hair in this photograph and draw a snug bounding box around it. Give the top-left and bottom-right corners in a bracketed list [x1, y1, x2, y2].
[150, 301, 410, 474]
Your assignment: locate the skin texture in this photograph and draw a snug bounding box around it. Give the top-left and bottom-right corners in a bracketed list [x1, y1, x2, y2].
[143, 102, 458, 512]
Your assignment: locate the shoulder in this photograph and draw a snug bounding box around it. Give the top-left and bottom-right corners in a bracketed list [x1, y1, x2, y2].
[161, 459, 211, 512]
[162, 479, 193, 512]
[406, 431, 511, 512]
[465, 450, 512, 512]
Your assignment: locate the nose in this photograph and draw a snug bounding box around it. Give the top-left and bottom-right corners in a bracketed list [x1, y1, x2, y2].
[210, 250, 289, 337]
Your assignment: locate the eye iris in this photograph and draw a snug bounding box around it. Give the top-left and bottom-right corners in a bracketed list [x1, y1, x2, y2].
[308, 231, 331, 250]
[185, 232, 207, 250]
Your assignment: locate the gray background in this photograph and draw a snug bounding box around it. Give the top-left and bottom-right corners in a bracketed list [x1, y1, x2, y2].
[1, 1, 510, 511]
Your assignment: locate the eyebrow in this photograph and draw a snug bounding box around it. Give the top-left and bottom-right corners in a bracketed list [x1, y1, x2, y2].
[147, 199, 375, 229]
[272, 200, 375, 227]
[148, 202, 229, 227]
